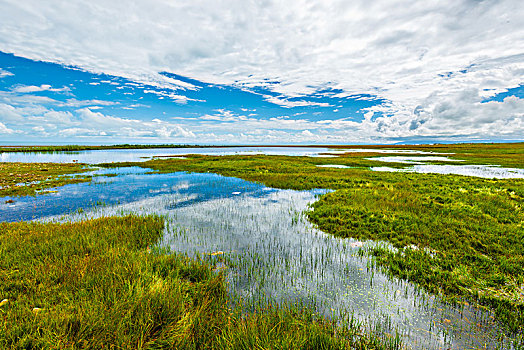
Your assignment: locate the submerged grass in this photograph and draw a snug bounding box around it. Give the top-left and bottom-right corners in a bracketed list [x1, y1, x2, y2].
[0, 162, 91, 197]
[0, 215, 398, 349]
[107, 151, 524, 335]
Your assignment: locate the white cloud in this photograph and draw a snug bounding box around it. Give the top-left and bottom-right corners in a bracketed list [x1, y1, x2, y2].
[0, 88, 117, 110]
[60, 98, 118, 107]
[59, 127, 101, 137]
[0, 102, 24, 122]
[0, 121, 14, 134]
[13, 84, 70, 93]
[0, 68, 14, 78]
[143, 89, 204, 104]
[0, 101, 199, 141]
[263, 95, 332, 108]
[200, 109, 248, 122]
[0, 0, 522, 141]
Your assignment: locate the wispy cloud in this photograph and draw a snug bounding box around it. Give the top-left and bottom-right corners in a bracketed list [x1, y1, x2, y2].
[0, 68, 13, 78]
[263, 95, 332, 108]
[0, 121, 14, 134]
[12, 84, 70, 93]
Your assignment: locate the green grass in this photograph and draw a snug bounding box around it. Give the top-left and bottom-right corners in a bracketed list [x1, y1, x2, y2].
[308, 179, 524, 331]
[106, 151, 524, 334]
[0, 215, 398, 349]
[0, 163, 91, 197]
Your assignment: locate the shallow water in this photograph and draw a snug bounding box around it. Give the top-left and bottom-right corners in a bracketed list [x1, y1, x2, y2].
[373, 164, 524, 179]
[334, 149, 451, 155]
[0, 147, 448, 164]
[369, 156, 463, 164]
[2, 146, 522, 179]
[0, 147, 342, 163]
[0, 167, 268, 222]
[316, 164, 352, 168]
[1, 168, 517, 349]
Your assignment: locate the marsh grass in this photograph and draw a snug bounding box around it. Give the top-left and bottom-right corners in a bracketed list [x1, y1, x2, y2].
[109, 152, 524, 335]
[0, 215, 398, 349]
[308, 183, 524, 332]
[0, 162, 91, 197]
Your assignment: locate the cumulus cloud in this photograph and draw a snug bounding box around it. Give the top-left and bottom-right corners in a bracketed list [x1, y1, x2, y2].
[0, 0, 522, 141]
[0, 101, 198, 142]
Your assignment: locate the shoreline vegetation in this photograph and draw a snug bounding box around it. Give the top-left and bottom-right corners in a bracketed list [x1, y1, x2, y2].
[0, 216, 399, 349]
[0, 162, 91, 197]
[1, 142, 523, 347]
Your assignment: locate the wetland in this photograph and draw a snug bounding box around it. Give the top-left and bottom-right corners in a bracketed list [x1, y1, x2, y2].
[1, 143, 523, 349]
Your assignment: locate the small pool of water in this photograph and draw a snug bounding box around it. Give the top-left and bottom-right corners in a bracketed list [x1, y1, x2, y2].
[2, 168, 518, 349]
[331, 149, 451, 155]
[316, 164, 352, 169]
[368, 156, 464, 164]
[372, 164, 524, 179]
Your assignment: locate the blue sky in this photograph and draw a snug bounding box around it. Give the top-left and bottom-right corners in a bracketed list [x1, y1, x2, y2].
[0, 1, 523, 144]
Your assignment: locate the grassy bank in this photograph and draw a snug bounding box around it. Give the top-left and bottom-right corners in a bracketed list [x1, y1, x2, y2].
[0, 162, 91, 197]
[106, 153, 524, 334]
[0, 215, 398, 349]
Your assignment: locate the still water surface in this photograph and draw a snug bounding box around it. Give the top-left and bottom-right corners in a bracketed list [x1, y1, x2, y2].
[2, 147, 523, 179]
[0, 147, 340, 163]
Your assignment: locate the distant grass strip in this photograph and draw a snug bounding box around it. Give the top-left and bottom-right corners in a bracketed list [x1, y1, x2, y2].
[0, 162, 91, 197]
[0, 215, 398, 349]
[0, 144, 217, 153]
[109, 153, 524, 334]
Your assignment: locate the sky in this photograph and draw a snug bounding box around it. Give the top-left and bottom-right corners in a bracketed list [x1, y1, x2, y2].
[0, 0, 523, 145]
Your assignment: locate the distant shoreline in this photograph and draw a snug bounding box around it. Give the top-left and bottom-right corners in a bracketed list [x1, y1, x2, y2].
[0, 142, 522, 153]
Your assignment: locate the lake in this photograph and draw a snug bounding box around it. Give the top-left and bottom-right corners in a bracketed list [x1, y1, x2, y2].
[2, 147, 523, 179]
